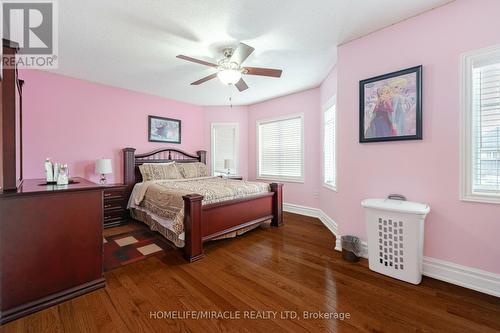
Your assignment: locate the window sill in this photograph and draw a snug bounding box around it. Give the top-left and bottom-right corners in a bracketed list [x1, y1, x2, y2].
[460, 192, 500, 205]
[256, 176, 304, 184]
[322, 183, 337, 192]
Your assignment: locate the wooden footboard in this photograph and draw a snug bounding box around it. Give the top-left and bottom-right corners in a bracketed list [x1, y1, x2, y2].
[182, 183, 283, 262]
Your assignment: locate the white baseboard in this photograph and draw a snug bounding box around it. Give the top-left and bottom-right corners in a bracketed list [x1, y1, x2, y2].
[283, 203, 338, 236]
[283, 203, 320, 218]
[360, 241, 499, 297]
[283, 202, 500, 298]
[422, 257, 500, 297]
[318, 210, 338, 236]
[360, 241, 369, 259]
[334, 238, 342, 252]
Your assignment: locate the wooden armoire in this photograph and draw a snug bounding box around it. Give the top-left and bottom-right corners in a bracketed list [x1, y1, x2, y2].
[0, 39, 24, 191]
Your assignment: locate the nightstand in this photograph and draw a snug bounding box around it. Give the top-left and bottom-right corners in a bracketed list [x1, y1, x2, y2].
[103, 184, 129, 228]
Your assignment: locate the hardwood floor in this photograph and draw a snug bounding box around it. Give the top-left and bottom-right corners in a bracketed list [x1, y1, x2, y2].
[2, 212, 499, 333]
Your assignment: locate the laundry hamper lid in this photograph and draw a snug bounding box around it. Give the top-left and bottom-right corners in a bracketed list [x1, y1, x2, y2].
[361, 198, 430, 215]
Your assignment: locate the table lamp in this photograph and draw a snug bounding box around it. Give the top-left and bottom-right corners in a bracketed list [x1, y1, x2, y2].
[224, 159, 234, 175]
[95, 158, 112, 184]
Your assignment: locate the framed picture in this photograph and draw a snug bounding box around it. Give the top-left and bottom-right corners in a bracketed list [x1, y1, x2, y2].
[359, 65, 422, 143]
[148, 115, 181, 144]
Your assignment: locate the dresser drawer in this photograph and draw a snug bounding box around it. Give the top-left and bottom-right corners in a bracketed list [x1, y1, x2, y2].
[103, 198, 126, 211]
[103, 209, 128, 222]
[103, 188, 127, 200]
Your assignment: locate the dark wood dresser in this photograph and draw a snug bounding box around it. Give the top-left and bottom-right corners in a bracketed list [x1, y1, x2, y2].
[0, 178, 105, 324]
[103, 184, 129, 228]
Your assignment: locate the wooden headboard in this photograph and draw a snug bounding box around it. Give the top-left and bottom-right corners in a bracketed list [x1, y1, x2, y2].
[123, 147, 207, 188]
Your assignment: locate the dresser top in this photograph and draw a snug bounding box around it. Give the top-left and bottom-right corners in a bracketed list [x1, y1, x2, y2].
[0, 177, 104, 197]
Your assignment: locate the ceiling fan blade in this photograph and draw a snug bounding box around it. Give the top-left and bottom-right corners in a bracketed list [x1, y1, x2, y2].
[176, 55, 218, 68]
[244, 67, 282, 78]
[191, 73, 217, 85]
[230, 43, 255, 65]
[235, 78, 249, 92]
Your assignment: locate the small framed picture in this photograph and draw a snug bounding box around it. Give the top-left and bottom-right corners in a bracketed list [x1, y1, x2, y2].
[148, 115, 181, 144]
[359, 65, 422, 143]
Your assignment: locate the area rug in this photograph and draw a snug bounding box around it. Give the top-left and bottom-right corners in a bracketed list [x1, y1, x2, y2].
[103, 229, 174, 271]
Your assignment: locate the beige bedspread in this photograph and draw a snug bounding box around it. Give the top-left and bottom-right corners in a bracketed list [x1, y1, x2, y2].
[129, 177, 271, 246]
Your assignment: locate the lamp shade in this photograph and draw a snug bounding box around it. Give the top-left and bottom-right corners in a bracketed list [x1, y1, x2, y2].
[95, 158, 112, 174]
[224, 159, 234, 169]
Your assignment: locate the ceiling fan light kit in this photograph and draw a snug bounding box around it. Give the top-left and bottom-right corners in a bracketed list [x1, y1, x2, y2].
[177, 42, 282, 92]
[217, 69, 241, 85]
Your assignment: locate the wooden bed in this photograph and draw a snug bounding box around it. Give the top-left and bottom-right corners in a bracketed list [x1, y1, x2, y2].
[123, 147, 283, 262]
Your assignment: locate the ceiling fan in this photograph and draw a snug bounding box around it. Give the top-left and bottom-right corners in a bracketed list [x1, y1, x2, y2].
[176, 43, 282, 92]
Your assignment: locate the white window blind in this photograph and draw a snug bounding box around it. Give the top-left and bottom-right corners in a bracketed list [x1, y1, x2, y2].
[461, 44, 500, 204]
[472, 61, 500, 194]
[323, 103, 336, 189]
[211, 123, 238, 176]
[257, 114, 303, 181]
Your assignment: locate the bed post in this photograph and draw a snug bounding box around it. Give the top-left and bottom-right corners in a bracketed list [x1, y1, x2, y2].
[270, 183, 284, 227]
[196, 150, 207, 164]
[182, 194, 204, 262]
[123, 147, 136, 189]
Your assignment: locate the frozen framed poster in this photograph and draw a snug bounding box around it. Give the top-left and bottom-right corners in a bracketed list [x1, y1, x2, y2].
[359, 66, 422, 143]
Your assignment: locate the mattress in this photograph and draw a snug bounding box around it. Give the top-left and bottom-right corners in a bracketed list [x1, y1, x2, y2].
[128, 176, 271, 247]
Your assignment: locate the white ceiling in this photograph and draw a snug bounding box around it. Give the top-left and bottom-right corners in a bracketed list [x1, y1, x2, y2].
[53, 0, 453, 106]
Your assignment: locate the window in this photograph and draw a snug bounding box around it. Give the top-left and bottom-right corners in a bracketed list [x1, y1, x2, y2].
[461, 45, 500, 203]
[211, 123, 239, 176]
[323, 97, 336, 190]
[257, 114, 304, 182]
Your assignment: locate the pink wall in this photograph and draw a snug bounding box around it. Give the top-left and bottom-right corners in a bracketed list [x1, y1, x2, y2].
[21, 70, 204, 183]
[247, 88, 321, 208]
[202, 106, 249, 179]
[331, 0, 500, 273]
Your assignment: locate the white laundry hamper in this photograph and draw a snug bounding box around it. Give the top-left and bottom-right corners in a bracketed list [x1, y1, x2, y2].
[362, 198, 430, 284]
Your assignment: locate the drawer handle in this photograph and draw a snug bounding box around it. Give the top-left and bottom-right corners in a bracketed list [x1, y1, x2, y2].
[104, 193, 112, 197]
[104, 204, 112, 208]
[105, 216, 112, 219]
